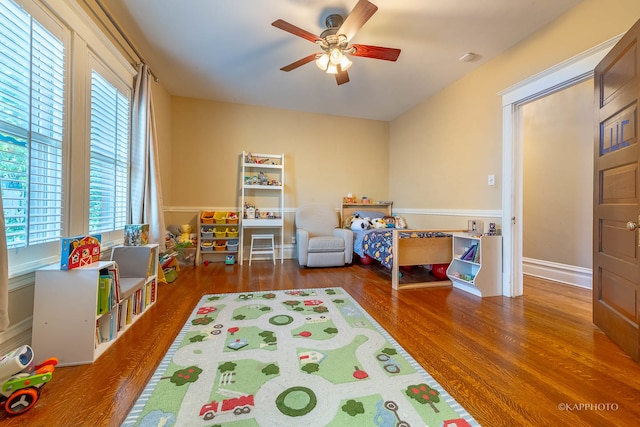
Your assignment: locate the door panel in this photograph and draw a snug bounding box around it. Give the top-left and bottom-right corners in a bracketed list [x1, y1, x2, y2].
[601, 163, 637, 203]
[600, 269, 637, 321]
[601, 219, 637, 263]
[594, 18, 640, 362]
[600, 104, 637, 155]
[601, 41, 636, 105]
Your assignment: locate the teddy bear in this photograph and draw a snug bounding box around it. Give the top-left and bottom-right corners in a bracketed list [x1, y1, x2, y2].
[178, 224, 193, 244]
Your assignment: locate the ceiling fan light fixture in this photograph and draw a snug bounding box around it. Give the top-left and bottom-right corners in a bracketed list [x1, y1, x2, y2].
[339, 54, 352, 71]
[316, 53, 330, 70]
[329, 47, 343, 65]
[326, 63, 338, 74]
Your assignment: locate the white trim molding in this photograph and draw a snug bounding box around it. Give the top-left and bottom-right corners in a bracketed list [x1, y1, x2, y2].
[393, 208, 502, 218]
[0, 317, 32, 355]
[164, 206, 297, 214]
[499, 34, 621, 298]
[523, 257, 592, 289]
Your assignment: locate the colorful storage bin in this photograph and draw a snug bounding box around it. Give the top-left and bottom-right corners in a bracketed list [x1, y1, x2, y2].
[227, 212, 239, 224]
[200, 211, 215, 224]
[227, 239, 238, 252]
[226, 227, 239, 238]
[214, 211, 227, 224]
[214, 241, 227, 251]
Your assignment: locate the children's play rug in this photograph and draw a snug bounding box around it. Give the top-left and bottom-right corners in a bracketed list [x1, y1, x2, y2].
[123, 288, 480, 427]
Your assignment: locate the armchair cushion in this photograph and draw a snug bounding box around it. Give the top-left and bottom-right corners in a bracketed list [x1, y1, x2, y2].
[307, 236, 345, 252]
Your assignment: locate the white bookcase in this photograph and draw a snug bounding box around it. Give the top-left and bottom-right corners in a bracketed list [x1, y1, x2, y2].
[32, 245, 158, 366]
[446, 233, 502, 297]
[239, 151, 285, 264]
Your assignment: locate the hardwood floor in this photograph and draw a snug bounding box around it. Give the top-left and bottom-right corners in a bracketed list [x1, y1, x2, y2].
[3, 261, 640, 426]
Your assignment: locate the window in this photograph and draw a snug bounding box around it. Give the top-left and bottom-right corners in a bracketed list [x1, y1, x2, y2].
[0, 0, 64, 250]
[89, 71, 130, 234]
[0, 0, 135, 280]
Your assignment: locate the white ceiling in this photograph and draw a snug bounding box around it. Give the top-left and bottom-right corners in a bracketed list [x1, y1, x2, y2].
[104, 0, 583, 121]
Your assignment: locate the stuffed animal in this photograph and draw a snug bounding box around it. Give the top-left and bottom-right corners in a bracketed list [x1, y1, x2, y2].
[394, 216, 407, 229]
[350, 214, 373, 231]
[371, 218, 387, 229]
[178, 224, 192, 244]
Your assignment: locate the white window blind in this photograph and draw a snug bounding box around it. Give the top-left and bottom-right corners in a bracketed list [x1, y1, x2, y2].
[0, 0, 64, 249]
[89, 70, 129, 234]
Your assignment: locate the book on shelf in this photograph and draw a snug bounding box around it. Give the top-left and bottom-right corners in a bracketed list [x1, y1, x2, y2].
[150, 279, 157, 304]
[461, 244, 478, 261]
[60, 234, 101, 270]
[116, 301, 124, 332]
[96, 314, 114, 345]
[125, 297, 133, 325]
[124, 223, 149, 246]
[147, 251, 155, 278]
[97, 275, 111, 315]
[107, 264, 121, 305]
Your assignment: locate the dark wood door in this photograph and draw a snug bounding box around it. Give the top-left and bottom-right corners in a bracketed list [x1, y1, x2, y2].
[594, 18, 640, 362]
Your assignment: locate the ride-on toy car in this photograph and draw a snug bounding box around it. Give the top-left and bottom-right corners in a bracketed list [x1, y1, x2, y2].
[0, 345, 57, 415]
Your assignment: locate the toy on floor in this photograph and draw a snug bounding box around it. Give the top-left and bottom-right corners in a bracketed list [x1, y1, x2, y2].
[0, 345, 58, 415]
[177, 224, 193, 244]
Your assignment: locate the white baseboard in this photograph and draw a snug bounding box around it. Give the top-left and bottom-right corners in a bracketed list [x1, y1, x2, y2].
[0, 317, 32, 355]
[522, 257, 592, 289]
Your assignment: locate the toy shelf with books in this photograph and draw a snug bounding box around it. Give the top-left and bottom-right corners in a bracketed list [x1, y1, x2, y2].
[32, 244, 158, 366]
[196, 211, 241, 265]
[446, 233, 502, 297]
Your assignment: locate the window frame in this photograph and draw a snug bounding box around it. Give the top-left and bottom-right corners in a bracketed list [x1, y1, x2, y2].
[4, 0, 136, 284]
[87, 53, 133, 243]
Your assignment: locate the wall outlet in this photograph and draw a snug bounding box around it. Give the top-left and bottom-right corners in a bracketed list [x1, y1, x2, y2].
[488, 174, 495, 186]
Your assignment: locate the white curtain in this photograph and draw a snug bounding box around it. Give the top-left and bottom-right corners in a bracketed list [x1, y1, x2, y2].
[130, 63, 166, 252]
[0, 192, 9, 331]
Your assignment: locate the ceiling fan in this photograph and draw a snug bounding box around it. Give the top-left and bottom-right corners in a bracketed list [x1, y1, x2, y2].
[272, 0, 401, 85]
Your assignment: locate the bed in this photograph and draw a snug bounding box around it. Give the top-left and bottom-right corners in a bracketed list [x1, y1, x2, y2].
[341, 202, 456, 290]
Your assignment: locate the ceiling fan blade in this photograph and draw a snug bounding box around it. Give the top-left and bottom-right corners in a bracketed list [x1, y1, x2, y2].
[338, 0, 378, 41]
[280, 54, 318, 72]
[272, 19, 320, 43]
[350, 44, 401, 61]
[335, 68, 350, 85]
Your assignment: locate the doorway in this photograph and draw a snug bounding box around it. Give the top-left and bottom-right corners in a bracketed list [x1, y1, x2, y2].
[500, 36, 622, 297]
[521, 79, 594, 287]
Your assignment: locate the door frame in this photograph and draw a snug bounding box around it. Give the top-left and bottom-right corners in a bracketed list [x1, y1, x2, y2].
[499, 35, 622, 297]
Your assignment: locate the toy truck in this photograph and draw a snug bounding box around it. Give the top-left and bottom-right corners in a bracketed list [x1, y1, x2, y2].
[0, 345, 57, 415]
[200, 394, 254, 420]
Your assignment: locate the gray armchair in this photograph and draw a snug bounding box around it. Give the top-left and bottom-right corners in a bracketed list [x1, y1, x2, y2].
[295, 204, 354, 267]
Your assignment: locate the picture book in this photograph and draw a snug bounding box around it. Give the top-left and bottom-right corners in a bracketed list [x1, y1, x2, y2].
[124, 224, 149, 246]
[60, 234, 101, 270]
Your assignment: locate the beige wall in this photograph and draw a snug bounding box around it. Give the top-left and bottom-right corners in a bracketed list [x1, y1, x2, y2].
[389, 0, 640, 231]
[522, 79, 593, 268]
[163, 97, 389, 244]
[153, 81, 173, 207]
